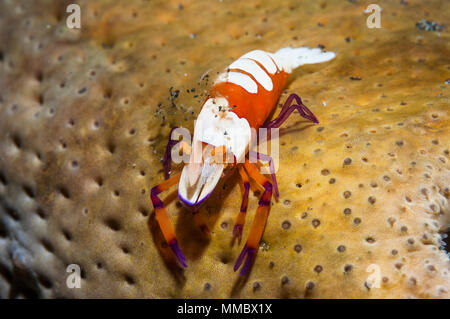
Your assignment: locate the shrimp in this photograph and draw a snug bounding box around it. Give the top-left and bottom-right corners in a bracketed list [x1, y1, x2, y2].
[151, 46, 335, 275]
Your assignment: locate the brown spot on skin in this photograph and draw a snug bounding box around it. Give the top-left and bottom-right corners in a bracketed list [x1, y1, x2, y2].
[305, 281, 315, 290]
[344, 264, 353, 273]
[395, 262, 404, 270]
[343, 191, 352, 199]
[312, 219, 321, 228]
[427, 265, 436, 272]
[282, 220, 291, 230]
[388, 217, 396, 226]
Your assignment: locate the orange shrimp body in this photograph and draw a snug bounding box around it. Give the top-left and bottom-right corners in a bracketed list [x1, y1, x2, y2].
[211, 54, 290, 129]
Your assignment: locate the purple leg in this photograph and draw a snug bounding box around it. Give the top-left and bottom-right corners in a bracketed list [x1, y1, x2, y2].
[163, 127, 180, 180]
[249, 150, 279, 199]
[233, 174, 250, 241]
[233, 245, 256, 276]
[263, 93, 319, 129]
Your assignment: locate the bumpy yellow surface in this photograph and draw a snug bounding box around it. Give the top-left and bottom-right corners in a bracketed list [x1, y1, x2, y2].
[0, 0, 449, 298]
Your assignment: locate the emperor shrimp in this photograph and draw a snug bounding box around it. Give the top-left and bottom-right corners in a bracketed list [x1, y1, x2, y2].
[151, 46, 335, 275]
